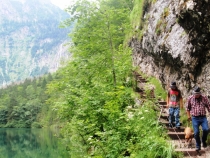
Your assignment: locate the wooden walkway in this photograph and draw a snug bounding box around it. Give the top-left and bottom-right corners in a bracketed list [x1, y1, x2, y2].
[133, 71, 210, 158]
[158, 101, 210, 158]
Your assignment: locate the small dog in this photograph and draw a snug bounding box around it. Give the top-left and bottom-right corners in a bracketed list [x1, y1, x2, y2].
[184, 127, 194, 148]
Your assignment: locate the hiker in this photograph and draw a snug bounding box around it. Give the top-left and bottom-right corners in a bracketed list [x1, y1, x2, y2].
[186, 86, 210, 151]
[166, 81, 183, 129]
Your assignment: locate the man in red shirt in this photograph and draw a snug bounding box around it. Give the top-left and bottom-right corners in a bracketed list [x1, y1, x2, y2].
[166, 81, 183, 129]
[186, 86, 210, 151]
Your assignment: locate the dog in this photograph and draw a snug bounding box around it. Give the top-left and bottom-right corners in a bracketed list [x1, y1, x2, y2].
[184, 127, 194, 148]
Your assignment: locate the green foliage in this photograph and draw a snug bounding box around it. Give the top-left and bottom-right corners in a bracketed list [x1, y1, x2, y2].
[129, 0, 153, 40]
[130, 0, 145, 30]
[147, 76, 167, 100]
[127, 103, 174, 158]
[0, 74, 54, 128]
[31, 122, 43, 128]
[44, 0, 178, 157]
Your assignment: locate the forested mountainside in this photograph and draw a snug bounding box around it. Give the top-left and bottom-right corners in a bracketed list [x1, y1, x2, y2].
[130, 0, 210, 98]
[0, 0, 71, 87]
[0, 74, 53, 128]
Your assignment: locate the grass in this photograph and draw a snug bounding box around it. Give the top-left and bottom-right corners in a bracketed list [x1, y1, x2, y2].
[147, 76, 167, 100]
[130, 0, 145, 30]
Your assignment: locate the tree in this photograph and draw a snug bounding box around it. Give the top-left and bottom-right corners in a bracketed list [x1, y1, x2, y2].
[25, 85, 36, 100]
[64, 0, 132, 85]
[7, 97, 18, 121]
[0, 106, 8, 124]
[47, 0, 134, 156]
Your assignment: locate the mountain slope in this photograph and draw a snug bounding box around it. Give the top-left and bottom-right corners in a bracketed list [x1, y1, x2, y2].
[0, 0, 71, 87]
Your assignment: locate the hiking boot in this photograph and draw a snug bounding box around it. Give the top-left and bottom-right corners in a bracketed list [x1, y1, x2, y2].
[203, 143, 207, 148]
[195, 147, 201, 151]
[176, 126, 180, 130]
[168, 123, 173, 128]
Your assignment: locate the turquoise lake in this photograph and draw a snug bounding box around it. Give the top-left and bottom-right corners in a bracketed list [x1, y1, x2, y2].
[0, 128, 69, 158]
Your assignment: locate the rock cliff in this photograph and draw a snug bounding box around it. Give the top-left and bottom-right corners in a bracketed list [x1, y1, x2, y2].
[0, 0, 70, 87]
[130, 0, 210, 98]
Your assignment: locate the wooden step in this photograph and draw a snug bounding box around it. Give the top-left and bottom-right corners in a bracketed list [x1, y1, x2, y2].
[158, 119, 169, 127]
[167, 127, 185, 132]
[159, 122, 184, 128]
[137, 78, 147, 81]
[170, 139, 209, 157]
[138, 78, 146, 81]
[160, 115, 168, 120]
[157, 105, 169, 115]
[135, 74, 147, 80]
[137, 91, 147, 98]
[175, 148, 205, 156]
[136, 76, 144, 79]
[158, 101, 167, 105]
[158, 105, 167, 109]
[168, 131, 185, 139]
[160, 115, 168, 119]
[134, 87, 144, 92]
[162, 108, 169, 114]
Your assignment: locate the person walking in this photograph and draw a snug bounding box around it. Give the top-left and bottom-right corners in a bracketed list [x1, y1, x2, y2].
[186, 86, 210, 151]
[166, 81, 183, 129]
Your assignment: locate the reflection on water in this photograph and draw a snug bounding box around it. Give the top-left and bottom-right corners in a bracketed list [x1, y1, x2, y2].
[0, 128, 69, 158]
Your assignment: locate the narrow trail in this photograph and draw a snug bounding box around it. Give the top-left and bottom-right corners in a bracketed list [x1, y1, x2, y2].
[133, 71, 210, 158]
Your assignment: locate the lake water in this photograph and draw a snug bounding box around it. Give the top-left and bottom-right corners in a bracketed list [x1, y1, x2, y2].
[0, 128, 70, 158]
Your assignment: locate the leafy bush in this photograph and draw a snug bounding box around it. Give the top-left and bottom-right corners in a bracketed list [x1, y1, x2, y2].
[147, 77, 167, 100]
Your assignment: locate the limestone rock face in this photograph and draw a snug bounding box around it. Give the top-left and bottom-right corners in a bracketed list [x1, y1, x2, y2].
[130, 0, 210, 98]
